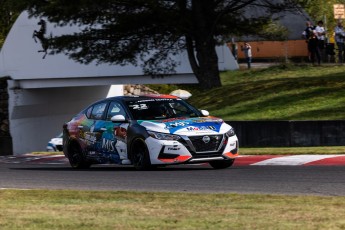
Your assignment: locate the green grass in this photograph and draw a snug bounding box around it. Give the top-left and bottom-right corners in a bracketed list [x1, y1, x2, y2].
[150, 64, 345, 120]
[1, 189, 345, 230]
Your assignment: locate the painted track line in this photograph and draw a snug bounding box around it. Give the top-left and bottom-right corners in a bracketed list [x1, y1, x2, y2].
[235, 155, 345, 166]
[0, 154, 68, 164]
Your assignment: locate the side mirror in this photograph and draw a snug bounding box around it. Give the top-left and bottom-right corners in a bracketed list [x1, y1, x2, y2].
[200, 110, 210, 116]
[111, 115, 127, 122]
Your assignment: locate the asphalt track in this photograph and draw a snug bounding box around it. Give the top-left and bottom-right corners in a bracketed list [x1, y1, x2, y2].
[0, 154, 345, 196]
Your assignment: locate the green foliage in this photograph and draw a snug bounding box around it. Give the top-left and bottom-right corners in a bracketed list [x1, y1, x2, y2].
[259, 20, 289, 40]
[0, 0, 21, 48]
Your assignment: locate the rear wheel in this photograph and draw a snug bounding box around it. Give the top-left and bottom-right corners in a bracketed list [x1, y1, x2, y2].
[67, 142, 91, 169]
[131, 138, 153, 170]
[209, 159, 235, 169]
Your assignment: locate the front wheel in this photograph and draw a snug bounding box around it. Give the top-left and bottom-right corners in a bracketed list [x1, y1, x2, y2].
[209, 159, 235, 169]
[131, 138, 153, 170]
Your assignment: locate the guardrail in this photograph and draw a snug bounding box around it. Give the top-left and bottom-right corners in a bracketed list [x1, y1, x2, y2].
[227, 120, 345, 147]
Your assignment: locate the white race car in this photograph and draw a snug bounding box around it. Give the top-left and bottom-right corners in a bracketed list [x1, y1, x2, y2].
[46, 133, 63, 151]
[63, 94, 239, 170]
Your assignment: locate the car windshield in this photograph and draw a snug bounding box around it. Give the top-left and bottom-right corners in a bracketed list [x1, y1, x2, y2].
[125, 98, 201, 120]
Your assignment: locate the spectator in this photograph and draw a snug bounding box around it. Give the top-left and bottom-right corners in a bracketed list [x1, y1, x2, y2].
[335, 20, 345, 63]
[308, 31, 321, 65]
[315, 20, 326, 61]
[302, 21, 320, 65]
[302, 21, 315, 61]
[241, 42, 252, 69]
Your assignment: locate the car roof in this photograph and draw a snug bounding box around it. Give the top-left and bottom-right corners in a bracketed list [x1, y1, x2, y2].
[86, 94, 180, 109]
[107, 94, 179, 102]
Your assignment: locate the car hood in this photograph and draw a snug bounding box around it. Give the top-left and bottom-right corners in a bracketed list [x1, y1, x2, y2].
[138, 117, 232, 135]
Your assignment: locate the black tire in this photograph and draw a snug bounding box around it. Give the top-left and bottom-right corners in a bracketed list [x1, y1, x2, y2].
[67, 142, 91, 169]
[131, 138, 153, 170]
[209, 159, 235, 169]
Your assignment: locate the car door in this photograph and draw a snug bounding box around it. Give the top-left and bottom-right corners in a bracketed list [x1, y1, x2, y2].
[80, 102, 108, 155]
[98, 101, 129, 163]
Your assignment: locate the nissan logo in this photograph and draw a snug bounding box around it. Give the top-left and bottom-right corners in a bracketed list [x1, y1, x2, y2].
[202, 136, 211, 144]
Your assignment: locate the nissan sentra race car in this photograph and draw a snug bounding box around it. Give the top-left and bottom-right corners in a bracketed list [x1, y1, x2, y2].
[63, 94, 239, 170]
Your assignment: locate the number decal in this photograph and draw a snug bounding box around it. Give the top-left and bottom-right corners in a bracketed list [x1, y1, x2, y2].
[131, 104, 148, 110]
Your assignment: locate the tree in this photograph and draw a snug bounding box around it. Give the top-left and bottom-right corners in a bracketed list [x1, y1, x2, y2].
[0, 0, 20, 48]
[17, 0, 299, 89]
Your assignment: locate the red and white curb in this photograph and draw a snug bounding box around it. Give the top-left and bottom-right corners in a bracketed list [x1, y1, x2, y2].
[1, 154, 345, 166]
[0, 154, 68, 164]
[234, 155, 345, 166]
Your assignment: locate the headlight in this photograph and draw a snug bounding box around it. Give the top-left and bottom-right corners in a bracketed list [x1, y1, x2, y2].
[226, 128, 235, 137]
[147, 131, 181, 141]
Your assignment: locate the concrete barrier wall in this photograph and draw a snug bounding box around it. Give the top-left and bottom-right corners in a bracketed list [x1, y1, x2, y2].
[228, 121, 345, 147]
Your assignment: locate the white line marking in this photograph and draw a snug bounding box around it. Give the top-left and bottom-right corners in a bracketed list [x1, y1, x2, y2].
[252, 155, 343, 166]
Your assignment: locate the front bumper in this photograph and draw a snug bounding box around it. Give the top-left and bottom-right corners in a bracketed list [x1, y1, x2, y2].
[145, 134, 239, 165]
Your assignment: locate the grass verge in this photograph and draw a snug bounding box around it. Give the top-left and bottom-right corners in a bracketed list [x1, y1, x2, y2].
[149, 64, 345, 120]
[0, 189, 345, 230]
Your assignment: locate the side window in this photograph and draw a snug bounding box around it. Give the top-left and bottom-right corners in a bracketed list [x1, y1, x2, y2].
[106, 101, 127, 120]
[90, 103, 107, 120]
[170, 102, 188, 115]
[85, 107, 93, 118]
[170, 102, 197, 117]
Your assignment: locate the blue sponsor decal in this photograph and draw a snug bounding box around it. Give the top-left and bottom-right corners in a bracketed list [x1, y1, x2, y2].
[186, 126, 217, 131]
[162, 118, 222, 134]
[139, 117, 223, 134]
[102, 138, 117, 152]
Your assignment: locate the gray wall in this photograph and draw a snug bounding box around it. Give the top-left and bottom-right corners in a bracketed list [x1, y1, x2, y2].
[228, 121, 345, 147]
[8, 84, 112, 155]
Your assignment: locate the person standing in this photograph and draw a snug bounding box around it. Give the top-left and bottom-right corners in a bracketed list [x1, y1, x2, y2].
[335, 20, 345, 63]
[241, 42, 252, 69]
[308, 30, 321, 65]
[302, 21, 315, 61]
[315, 20, 326, 61]
[302, 21, 320, 65]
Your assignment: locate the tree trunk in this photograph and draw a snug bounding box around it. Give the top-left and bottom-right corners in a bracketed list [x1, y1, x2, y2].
[186, 0, 222, 89]
[196, 42, 222, 89]
[186, 36, 222, 89]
